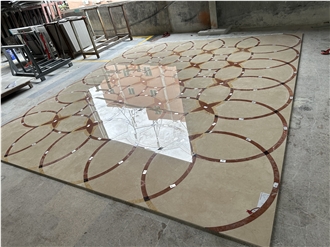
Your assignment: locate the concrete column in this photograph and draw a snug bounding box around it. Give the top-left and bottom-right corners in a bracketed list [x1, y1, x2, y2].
[209, 1, 218, 29]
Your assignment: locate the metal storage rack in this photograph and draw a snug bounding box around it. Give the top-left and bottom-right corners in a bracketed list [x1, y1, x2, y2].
[5, 24, 73, 81]
[70, 3, 133, 59]
[2, 44, 72, 81]
[44, 19, 89, 59]
[10, 25, 57, 59]
[105, 3, 132, 41]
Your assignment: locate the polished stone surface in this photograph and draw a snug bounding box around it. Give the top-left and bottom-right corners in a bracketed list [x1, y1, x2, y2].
[2, 33, 303, 246]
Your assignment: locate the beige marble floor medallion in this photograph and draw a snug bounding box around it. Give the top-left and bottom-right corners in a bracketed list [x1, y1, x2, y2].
[1, 33, 303, 246]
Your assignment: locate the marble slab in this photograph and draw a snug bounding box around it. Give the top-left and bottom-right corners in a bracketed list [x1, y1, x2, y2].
[1, 33, 303, 246]
[1, 74, 33, 98]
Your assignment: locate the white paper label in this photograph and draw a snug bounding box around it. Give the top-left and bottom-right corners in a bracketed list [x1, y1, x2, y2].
[257, 192, 270, 207]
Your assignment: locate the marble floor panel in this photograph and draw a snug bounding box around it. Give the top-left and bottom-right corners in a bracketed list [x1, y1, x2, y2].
[1, 33, 303, 247]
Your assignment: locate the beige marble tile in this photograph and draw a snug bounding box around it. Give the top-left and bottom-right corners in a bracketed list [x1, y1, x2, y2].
[1, 33, 303, 247]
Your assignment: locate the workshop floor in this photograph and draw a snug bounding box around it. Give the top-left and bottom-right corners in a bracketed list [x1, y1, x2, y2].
[1, 27, 329, 247]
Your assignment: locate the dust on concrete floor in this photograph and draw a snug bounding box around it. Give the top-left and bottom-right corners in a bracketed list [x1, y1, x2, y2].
[1, 27, 329, 247]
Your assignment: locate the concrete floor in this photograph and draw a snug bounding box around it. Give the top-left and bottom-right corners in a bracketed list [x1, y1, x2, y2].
[1, 27, 329, 246]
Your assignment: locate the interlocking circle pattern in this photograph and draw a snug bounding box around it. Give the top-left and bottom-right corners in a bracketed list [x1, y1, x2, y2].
[1, 33, 302, 246]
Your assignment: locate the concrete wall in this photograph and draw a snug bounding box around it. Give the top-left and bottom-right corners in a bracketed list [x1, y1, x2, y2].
[62, 1, 330, 36]
[167, 1, 210, 33]
[63, 1, 211, 36]
[216, 1, 330, 29]
[122, 1, 172, 35]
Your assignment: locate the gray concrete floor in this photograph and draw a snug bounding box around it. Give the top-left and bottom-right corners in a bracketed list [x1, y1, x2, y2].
[1, 27, 329, 247]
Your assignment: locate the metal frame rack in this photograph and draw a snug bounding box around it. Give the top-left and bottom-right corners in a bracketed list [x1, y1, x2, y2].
[66, 16, 100, 59]
[1, 1, 62, 45]
[44, 20, 79, 59]
[2, 44, 72, 81]
[105, 3, 132, 41]
[10, 25, 58, 59]
[73, 3, 133, 59]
